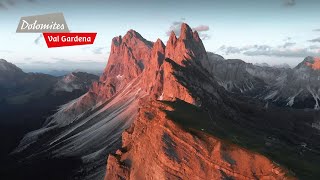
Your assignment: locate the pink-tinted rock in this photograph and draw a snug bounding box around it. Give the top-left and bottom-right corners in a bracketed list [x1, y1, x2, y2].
[306, 57, 320, 70]
[105, 100, 294, 180]
[165, 23, 208, 66]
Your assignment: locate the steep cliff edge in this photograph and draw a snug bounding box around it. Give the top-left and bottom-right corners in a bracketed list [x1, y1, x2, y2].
[105, 99, 293, 180]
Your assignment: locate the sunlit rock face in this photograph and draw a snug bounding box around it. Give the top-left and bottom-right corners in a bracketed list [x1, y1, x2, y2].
[305, 57, 320, 70]
[165, 23, 208, 67]
[105, 100, 292, 180]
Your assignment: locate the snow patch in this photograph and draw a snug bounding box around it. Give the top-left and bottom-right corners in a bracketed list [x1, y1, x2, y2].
[264, 90, 278, 100]
[286, 89, 303, 107]
[116, 74, 124, 79]
[307, 86, 320, 110]
[158, 92, 164, 100]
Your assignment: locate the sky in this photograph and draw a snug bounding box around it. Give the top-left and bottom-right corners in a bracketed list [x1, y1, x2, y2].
[0, 0, 320, 73]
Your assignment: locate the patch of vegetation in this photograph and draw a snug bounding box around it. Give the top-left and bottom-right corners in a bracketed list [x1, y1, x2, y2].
[161, 99, 320, 180]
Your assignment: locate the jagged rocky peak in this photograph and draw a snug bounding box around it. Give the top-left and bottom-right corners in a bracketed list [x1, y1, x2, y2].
[122, 29, 153, 48]
[306, 56, 320, 70]
[0, 58, 24, 73]
[154, 38, 165, 52]
[151, 38, 166, 67]
[192, 30, 201, 41]
[98, 23, 207, 103]
[110, 36, 122, 53]
[165, 23, 208, 66]
[296, 56, 320, 70]
[54, 71, 98, 92]
[168, 31, 178, 44]
[101, 29, 154, 81]
[179, 23, 194, 40]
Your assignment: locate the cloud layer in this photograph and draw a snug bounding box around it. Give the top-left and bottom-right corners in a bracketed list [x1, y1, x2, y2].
[81, 46, 108, 55]
[0, 0, 35, 10]
[283, 0, 296, 6]
[309, 38, 320, 43]
[218, 42, 320, 58]
[19, 58, 106, 73]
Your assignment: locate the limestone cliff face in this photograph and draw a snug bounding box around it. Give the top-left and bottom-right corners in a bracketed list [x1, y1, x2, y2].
[161, 23, 209, 104]
[92, 24, 199, 104]
[105, 100, 292, 180]
[94, 30, 153, 100]
[102, 23, 294, 180]
[165, 23, 208, 66]
[45, 30, 156, 126]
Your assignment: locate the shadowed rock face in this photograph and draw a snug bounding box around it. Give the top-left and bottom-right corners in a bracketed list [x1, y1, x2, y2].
[0, 60, 100, 179]
[202, 55, 320, 110]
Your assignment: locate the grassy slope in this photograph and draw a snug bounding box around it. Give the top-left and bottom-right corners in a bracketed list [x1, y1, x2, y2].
[162, 99, 320, 180]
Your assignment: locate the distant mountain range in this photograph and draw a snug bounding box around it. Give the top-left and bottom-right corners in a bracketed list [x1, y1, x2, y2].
[204, 55, 320, 109]
[4, 23, 319, 180]
[0, 59, 98, 171]
[22, 69, 103, 77]
[0, 59, 99, 105]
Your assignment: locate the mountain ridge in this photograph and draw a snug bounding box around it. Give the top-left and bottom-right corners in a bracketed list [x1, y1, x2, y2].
[9, 23, 320, 180]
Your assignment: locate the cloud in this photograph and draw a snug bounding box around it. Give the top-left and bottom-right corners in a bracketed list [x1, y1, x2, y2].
[0, 0, 36, 10]
[0, 2, 7, 9]
[282, 42, 296, 48]
[313, 29, 320, 32]
[218, 46, 242, 54]
[34, 58, 105, 69]
[166, 20, 211, 40]
[283, 0, 296, 6]
[218, 43, 320, 58]
[166, 21, 184, 36]
[243, 48, 319, 58]
[20, 58, 105, 73]
[192, 25, 210, 32]
[92, 47, 106, 54]
[309, 45, 320, 50]
[308, 37, 320, 43]
[284, 37, 292, 41]
[0, 50, 13, 53]
[200, 34, 210, 40]
[81, 46, 107, 55]
[218, 45, 271, 55]
[34, 34, 43, 45]
[81, 46, 90, 51]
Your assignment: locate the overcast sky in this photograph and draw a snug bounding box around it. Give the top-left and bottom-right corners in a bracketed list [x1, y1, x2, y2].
[0, 0, 320, 72]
